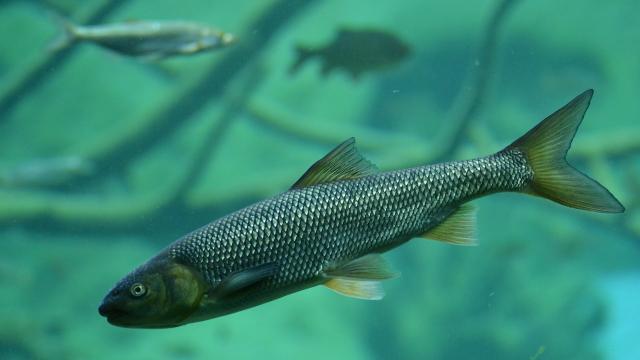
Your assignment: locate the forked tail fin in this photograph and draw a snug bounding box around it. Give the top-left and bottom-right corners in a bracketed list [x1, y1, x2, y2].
[289, 45, 315, 75]
[48, 14, 78, 52]
[505, 89, 625, 213]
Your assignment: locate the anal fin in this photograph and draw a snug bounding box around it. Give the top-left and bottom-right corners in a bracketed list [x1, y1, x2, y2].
[420, 204, 477, 246]
[323, 254, 398, 300]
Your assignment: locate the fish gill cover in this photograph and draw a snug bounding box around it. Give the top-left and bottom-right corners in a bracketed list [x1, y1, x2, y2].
[0, 0, 639, 359]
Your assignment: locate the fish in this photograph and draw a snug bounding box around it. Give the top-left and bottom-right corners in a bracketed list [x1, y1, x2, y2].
[50, 18, 235, 58]
[98, 90, 624, 328]
[289, 28, 411, 79]
[0, 156, 94, 187]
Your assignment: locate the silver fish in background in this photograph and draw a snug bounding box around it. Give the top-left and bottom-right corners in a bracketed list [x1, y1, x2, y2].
[0, 156, 94, 187]
[99, 90, 624, 328]
[50, 19, 235, 58]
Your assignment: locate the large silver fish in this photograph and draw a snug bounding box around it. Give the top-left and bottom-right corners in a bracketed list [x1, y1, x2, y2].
[99, 90, 624, 328]
[51, 19, 235, 58]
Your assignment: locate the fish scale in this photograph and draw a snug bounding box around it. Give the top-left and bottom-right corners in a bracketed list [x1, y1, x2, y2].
[169, 149, 532, 291]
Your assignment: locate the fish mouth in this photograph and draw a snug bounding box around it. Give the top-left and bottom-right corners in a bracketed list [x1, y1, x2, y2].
[98, 302, 156, 328]
[106, 315, 134, 327]
[98, 301, 130, 325]
[103, 311, 136, 327]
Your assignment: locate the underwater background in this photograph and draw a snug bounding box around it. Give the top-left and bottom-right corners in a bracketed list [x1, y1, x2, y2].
[1, 0, 639, 359]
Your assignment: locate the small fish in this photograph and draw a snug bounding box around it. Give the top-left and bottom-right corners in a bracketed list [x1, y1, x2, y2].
[0, 156, 94, 187]
[99, 90, 623, 328]
[50, 18, 235, 58]
[530, 346, 546, 360]
[290, 28, 411, 79]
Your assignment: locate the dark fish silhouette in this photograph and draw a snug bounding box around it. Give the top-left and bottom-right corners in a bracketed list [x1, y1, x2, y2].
[290, 28, 411, 79]
[99, 90, 623, 328]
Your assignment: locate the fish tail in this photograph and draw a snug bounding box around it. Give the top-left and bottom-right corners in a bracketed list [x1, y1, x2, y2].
[289, 45, 315, 74]
[505, 89, 625, 213]
[48, 14, 78, 52]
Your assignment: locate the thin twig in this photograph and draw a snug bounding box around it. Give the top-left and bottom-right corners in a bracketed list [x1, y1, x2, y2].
[67, 0, 320, 188]
[433, 0, 521, 162]
[0, 0, 321, 230]
[241, 0, 522, 166]
[167, 64, 267, 207]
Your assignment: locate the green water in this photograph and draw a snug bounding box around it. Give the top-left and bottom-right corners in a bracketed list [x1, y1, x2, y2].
[1, 0, 639, 359]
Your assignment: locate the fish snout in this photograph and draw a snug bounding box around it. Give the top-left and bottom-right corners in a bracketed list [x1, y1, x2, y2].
[98, 291, 126, 319]
[221, 33, 235, 45]
[98, 297, 115, 317]
[98, 301, 110, 317]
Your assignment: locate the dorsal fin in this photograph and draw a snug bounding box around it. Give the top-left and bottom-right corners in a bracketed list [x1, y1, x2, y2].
[291, 138, 377, 189]
[419, 204, 477, 246]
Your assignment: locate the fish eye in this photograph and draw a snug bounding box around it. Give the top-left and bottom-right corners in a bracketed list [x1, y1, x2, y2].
[130, 283, 147, 297]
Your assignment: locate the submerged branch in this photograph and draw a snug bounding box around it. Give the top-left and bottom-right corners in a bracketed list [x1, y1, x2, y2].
[2, 0, 637, 245]
[237, 0, 523, 166]
[0, 0, 320, 231]
[167, 65, 267, 208]
[432, 0, 521, 162]
[72, 0, 320, 187]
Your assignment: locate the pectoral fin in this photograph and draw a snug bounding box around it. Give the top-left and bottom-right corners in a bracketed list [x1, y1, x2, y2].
[323, 254, 398, 300]
[420, 204, 477, 245]
[214, 263, 277, 297]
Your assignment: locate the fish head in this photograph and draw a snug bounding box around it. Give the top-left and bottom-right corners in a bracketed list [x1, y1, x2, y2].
[371, 33, 411, 63]
[98, 255, 208, 328]
[391, 39, 411, 60]
[199, 30, 235, 50]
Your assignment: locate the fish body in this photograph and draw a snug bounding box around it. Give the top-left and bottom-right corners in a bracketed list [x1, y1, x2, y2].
[0, 156, 93, 187]
[290, 28, 411, 79]
[171, 149, 530, 322]
[52, 19, 235, 58]
[99, 90, 624, 328]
